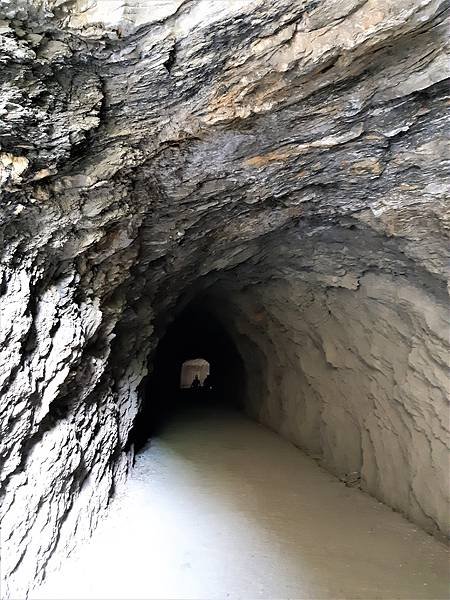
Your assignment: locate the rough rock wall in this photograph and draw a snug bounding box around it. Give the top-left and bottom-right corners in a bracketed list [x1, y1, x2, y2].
[0, 0, 448, 597]
[206, 272, 449, 539]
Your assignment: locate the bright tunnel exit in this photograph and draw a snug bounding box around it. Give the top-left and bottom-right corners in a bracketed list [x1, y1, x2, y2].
[180, 358, 210, 388]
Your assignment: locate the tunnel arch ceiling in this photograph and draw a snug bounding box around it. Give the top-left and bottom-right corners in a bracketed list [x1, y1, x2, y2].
[0, 0, 449, 596]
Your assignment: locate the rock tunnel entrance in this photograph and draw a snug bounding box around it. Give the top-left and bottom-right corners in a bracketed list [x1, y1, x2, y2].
[1, 1, 449, 598]
[129, 301, 247, 450]
[179, 359, 210, 389]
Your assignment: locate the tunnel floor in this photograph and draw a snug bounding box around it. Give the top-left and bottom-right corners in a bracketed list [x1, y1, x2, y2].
[32, 403, 448, 600]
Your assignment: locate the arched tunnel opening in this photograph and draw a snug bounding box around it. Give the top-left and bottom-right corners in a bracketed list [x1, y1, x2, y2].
[130, 301, 247, 450]
[179, 358, 210, 389]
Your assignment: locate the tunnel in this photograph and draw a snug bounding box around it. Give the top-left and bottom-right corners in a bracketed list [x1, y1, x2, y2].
[0, 1, 449, 598]
[130, 301, 247, 448]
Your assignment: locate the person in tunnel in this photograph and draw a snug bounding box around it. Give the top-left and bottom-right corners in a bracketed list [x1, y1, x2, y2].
[191, 374, 201, 389]
[202, 372, 213, 391]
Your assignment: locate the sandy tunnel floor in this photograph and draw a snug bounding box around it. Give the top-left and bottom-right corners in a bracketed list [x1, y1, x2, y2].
[32, 404, 449, 600]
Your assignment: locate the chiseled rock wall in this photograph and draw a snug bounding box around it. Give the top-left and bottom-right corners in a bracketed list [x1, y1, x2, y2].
[0, 0, 448, 597]
[209, 273, 449, 538]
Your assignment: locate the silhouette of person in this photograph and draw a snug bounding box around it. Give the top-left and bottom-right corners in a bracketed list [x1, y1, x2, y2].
[203, 374, 213, 391]
[191, 375, 201, 389]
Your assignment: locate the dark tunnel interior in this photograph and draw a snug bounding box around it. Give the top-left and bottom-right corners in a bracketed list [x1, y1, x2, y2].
[129, 301, 247, 451]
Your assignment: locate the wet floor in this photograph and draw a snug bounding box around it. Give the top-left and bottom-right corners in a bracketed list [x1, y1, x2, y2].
[33, 404, 449, 600]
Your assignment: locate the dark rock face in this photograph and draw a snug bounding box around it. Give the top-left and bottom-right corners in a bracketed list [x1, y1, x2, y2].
[0, 1, 448, 596]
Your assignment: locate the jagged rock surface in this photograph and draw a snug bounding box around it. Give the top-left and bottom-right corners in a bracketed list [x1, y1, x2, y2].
[0, 1, 448, 597]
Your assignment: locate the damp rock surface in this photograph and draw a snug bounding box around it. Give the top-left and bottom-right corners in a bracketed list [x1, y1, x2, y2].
[0, 0, 449, 597]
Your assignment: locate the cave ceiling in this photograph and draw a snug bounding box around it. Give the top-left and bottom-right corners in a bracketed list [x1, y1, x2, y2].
[1, 1, 448, 315]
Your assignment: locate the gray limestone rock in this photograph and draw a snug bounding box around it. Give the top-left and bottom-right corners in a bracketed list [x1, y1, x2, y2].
[0, 0, 448, 597]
